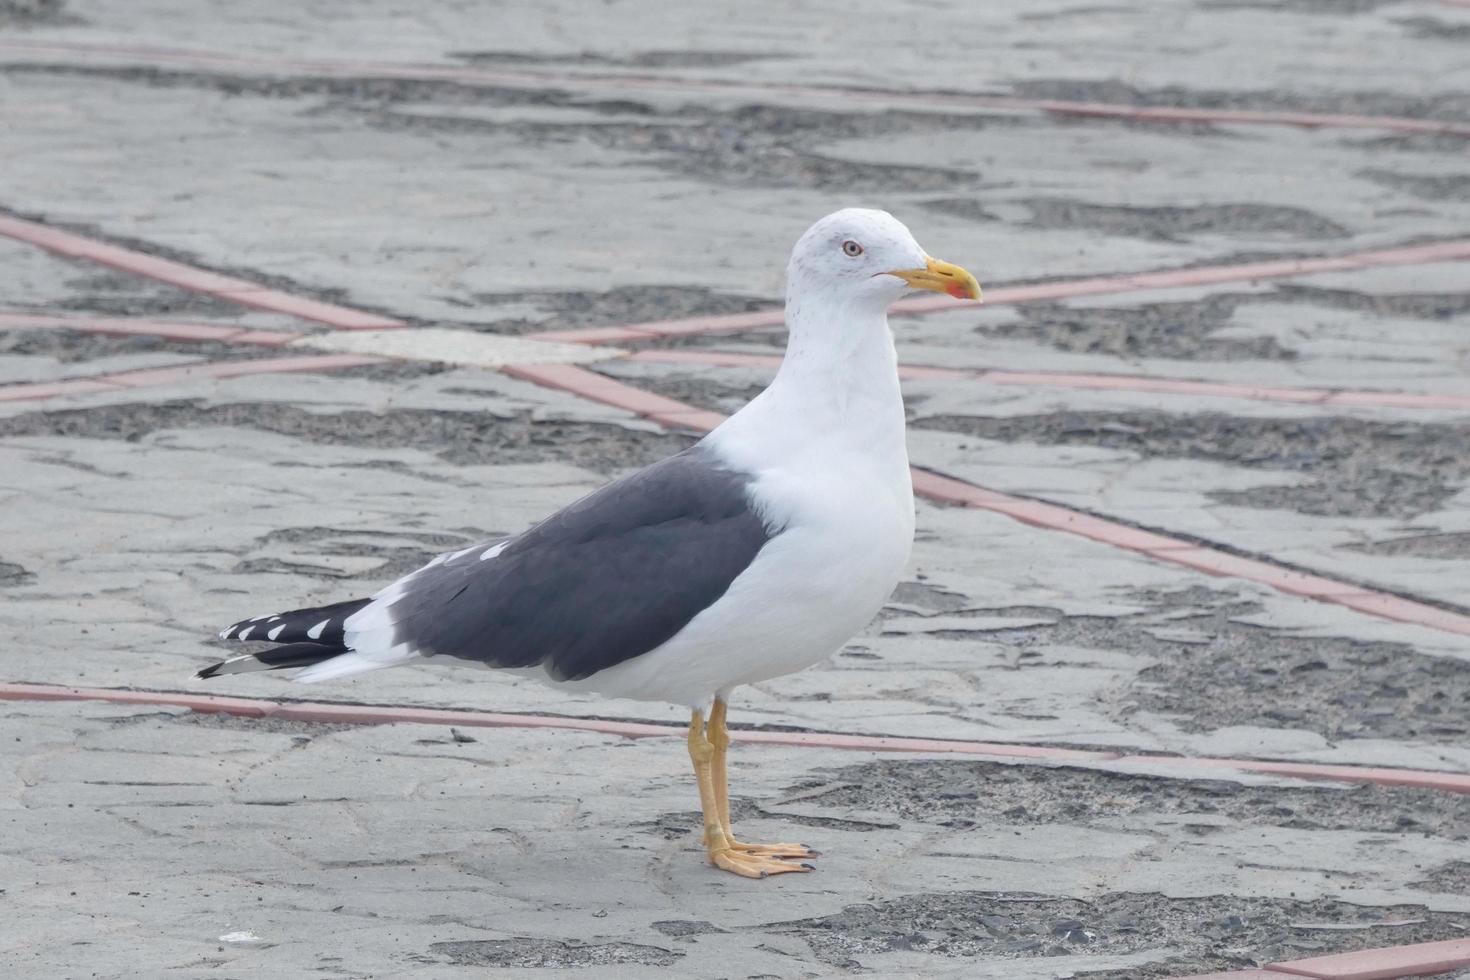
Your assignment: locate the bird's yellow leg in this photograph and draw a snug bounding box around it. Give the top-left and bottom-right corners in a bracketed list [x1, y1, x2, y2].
[706, 699, 818, 861]
[688, 709, 812, 878]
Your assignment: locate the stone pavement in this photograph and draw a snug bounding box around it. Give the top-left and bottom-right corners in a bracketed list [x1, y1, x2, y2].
[1, 0, 1468, 977]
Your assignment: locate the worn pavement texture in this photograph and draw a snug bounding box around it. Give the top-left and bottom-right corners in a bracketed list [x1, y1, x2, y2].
[1, 0, 1468, 977]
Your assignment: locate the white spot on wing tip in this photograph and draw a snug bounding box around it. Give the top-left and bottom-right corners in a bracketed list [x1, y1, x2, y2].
[480, 542, 507, 561]
[237, 625, 255, 641]
[267, 624, 285, 641]
[306, 619, 330, 640]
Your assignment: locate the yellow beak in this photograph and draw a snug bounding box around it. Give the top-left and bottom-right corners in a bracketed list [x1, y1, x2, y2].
[888, 256, 982, 301]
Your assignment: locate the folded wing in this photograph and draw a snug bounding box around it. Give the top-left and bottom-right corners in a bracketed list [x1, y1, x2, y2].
[291, 445, 775, 683]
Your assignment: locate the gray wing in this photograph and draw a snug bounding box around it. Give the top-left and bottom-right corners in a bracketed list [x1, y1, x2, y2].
[351, 444, 774, 681]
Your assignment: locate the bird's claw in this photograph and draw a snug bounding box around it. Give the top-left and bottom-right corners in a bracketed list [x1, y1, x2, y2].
[709, 846, 814, 878]
[703, 832, 818, 860]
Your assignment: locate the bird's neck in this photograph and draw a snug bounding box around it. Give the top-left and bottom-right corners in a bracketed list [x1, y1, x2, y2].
[704, 289, 910, 483]
[765, 289, 906, 444]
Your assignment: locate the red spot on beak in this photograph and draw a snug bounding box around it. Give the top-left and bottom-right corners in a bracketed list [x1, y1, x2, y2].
[946, 283, 970, 299]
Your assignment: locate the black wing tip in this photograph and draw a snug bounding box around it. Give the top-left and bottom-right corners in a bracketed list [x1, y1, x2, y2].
[216, 596, 371, 647]
[196, 642, 345, 682]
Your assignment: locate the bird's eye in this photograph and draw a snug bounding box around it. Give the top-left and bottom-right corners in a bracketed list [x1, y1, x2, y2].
[841, 240, 863, 257]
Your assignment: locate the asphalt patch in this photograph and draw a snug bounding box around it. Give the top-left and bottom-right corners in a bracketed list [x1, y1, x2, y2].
[919, 197, 1004, 223]
[1269, 282, 1470, 320]
[1128, 623, 1470, 744]
[1201, 0, 1409, 12]
[767, 890, 1466, 973]
[634, 281, 1470, 362]
[1019, 5, 1136, 21]
[231, 552, 438, 581]
[0, 0, 70, 24]
[258, 525, 469, 549]
[913, 410, 1470, 519]
[0, 63, 554, 110]
[0, 328, 283, 364]
[793, 757, 1468, 837]
[237, 525, 488, 582]
[620, 374, 766, 416]
[888, 580, 976, 614]
[1345, 531, 1470, 560]
[0, 560, 34, 586]
[1411, 861, 1470, 895]
[429, 938, 681, 968]
[1012, 77, 1470, 123]
[1345, 131, 1470, 156]
[645, 328, 788, 351]
[315, 360, 450, 382]
[911, 593, 1470, 744]
[991, 294, 1296, 361]
[450, 48, 781, 69]
[52, 269, 250, 319]
[168, 712, 358, 737]
[370, 100, 993, 193]
[7, 64, 998, 198]
[1020, 198, 1350, 244]
[0, 400, 694, 475]
[465, 285, 772, 334]
[1359, 168, 1470, 202]
[1395, 16, 1470, 42]
[650, 919, 727, 937]
[629, 367, 937, 420]
[984, 281, 1470, 363]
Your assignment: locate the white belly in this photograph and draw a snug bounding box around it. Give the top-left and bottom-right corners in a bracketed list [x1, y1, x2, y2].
[555, 460, 915, 707]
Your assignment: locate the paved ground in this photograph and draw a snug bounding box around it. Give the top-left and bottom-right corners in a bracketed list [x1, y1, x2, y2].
[1, 0, 1469, 977]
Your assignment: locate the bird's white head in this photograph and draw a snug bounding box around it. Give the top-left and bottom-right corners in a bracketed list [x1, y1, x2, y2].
[786, 208, 982, 313]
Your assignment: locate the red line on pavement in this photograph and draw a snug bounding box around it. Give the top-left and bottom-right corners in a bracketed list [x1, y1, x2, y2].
[501, 363, 1470, 638]
[0, 353, 390, 403]
[626, 350, 1470, 412]
[3, 39, 1468, 138]
[1267, 938, 1470, 980]
[1266, 939, 1470, 979]
[0, 312, 303, 346]
[6, 318, 1465, 413]
[1172, 937, 1470, 979]
[0, 215, 403, 330]
[501, 362, 729, 432]
[530, 238, 1470, 344]
[3, 684, 1467, 794]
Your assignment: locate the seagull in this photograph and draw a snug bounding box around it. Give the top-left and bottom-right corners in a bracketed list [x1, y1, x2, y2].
[201, 208, 981, 878]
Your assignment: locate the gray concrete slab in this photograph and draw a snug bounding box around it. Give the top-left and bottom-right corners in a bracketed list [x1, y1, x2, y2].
[4, 3, 1469, 330]
[4, 700, 1468, 979]
[14, 0, 1470, 101]
[1, 0, 1468, 976]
